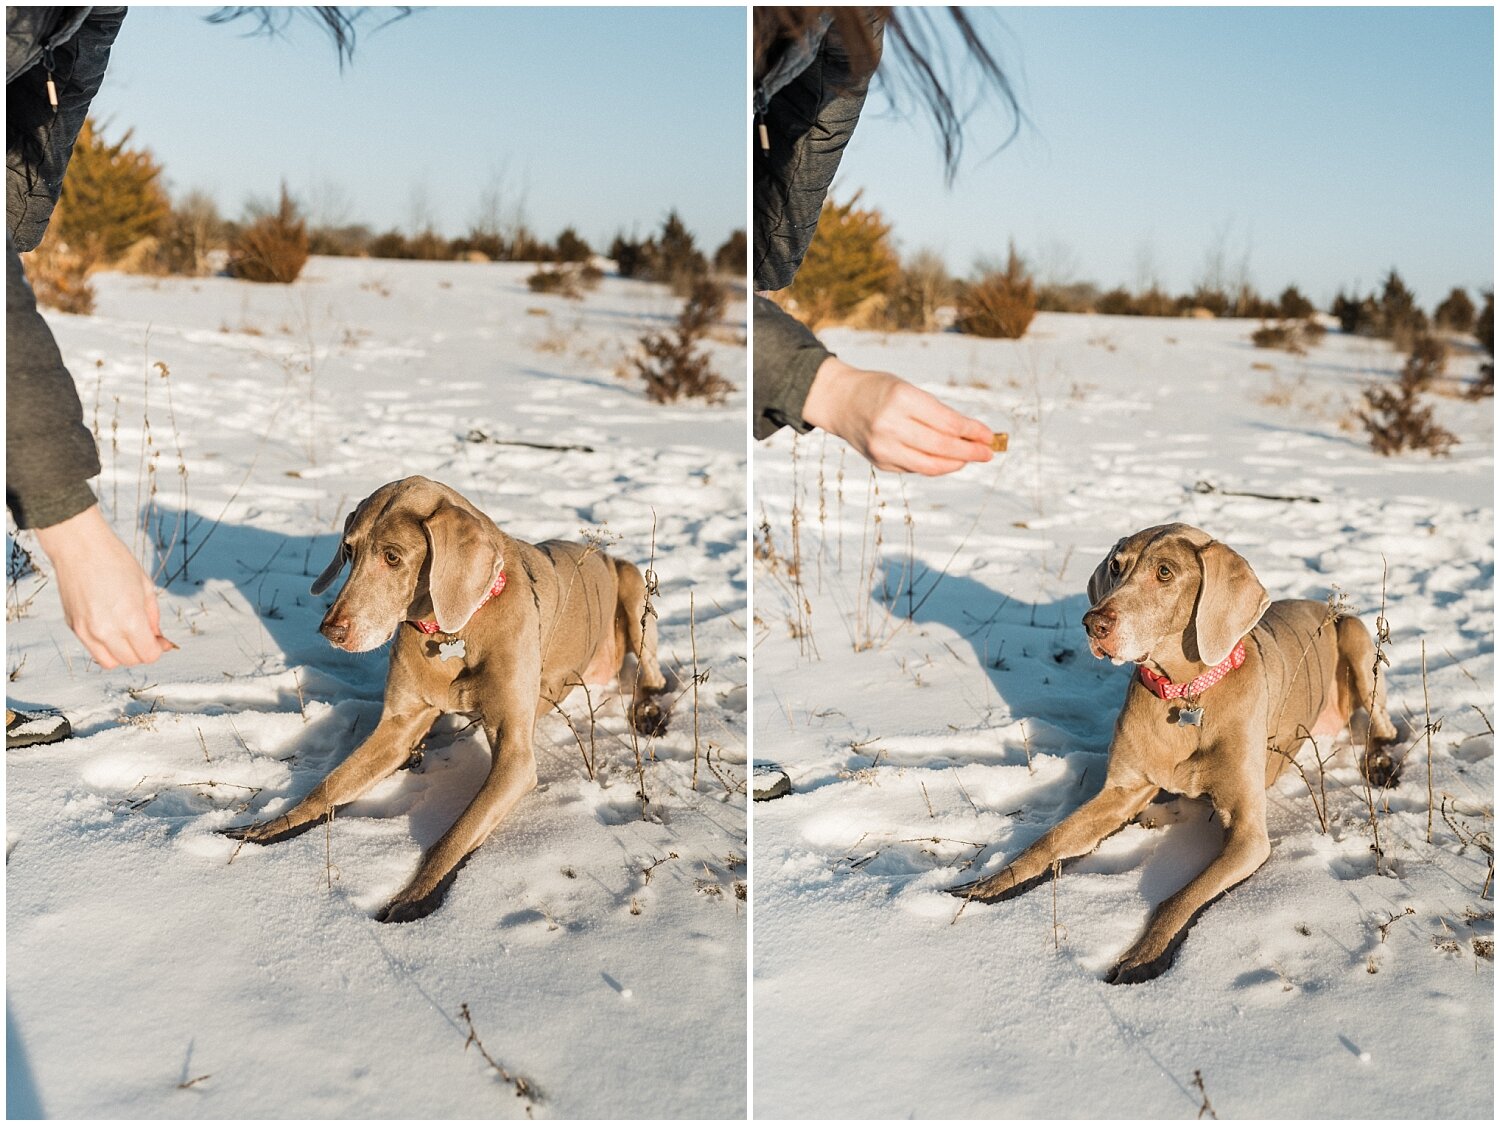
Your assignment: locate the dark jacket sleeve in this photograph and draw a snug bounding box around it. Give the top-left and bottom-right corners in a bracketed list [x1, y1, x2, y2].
[752, 295, 831, 440]
[752, 17, 881, 293]
[752, 16, 881, 439]
[7, 6, 127, 252]
[4, 7, 124, 528]
[6, 234, 101, 528]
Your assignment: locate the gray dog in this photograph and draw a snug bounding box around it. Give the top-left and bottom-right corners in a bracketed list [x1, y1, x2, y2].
[226, 476, 668, 922]
[954, 523, 1397, 982]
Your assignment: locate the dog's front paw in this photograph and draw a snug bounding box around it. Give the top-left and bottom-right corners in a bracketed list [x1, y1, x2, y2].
[220, 818, 283, 845]
[376, 865, 463, 923]
[948, 866, 1048, 903]
[219, 814, 314, 846]
[376, 895, 439, 925]
[1105, 933, 1182, 985]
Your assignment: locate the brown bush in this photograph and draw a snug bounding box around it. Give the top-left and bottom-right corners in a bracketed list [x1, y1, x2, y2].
[141, 190, 224, 276]
[878, 249, 954, 332]
[54, 118, 169, 266]
[1401, 334, 1448, 390]
[634, 279, 733, 404]
[782, 191, 898, 329]
[1358, 360, 1457, 457]
[527, 266, 582, 298]
[1251, 322, 1306, 354]
[1252, 319, 1325, 354]
[955, 245, 1036, 339]
[229, 185, 308, 283]
[22, 236, 95, 314]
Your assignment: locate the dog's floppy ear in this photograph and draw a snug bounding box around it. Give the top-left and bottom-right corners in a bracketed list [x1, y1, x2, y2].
[422, 503, 503, 634]
[1191, 540, 1270, 665]
[310, 512, 355, 595]
[1087, 538, 1126, 606]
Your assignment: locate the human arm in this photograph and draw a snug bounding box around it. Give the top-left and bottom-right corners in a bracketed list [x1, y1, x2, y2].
[801, 356, 995, 476]
[32, 505, 174, 670]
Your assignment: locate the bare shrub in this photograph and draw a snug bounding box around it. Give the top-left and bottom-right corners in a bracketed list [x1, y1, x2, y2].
[1253, 319, 1326, 354]
[955, 244, 1036, 339]
[527, 266, 582, 298]
[229, 185, 309, 283]
[878, 249, 954, 332]
[634, 279, 733, 404]
[144, 190, 224, 276]
[1358, 366, 1457, 457]
[1252, 322, 1307, 354]
[21, 234, 95, 314]
[1401, 334, 1449, 391]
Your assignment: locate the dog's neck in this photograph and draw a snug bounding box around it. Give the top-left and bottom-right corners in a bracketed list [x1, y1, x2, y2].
[408, 569, 508, 635]
[1137, 640, 1248, 701]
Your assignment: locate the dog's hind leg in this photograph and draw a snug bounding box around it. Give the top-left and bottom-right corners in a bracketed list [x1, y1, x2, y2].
[1336, 615, 1399, 785]
[224, 702, 440, 845]
[614, 559, 666, 693]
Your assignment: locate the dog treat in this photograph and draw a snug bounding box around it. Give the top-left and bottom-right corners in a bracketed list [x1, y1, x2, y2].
[990, 432, 1009, 452]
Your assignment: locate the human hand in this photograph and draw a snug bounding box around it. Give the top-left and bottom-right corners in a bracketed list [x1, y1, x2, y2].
[33, 505, 176, 669]
[801, 357, 996, 475]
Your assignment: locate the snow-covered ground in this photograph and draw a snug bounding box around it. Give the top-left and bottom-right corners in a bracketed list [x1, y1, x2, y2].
[752, 313, 1492, 1118]
[6, 257, 747, 1118]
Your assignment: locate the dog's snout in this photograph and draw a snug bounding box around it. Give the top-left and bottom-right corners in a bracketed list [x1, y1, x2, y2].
[1083, 607, 1116, 640]
[321, 614, 351, 646]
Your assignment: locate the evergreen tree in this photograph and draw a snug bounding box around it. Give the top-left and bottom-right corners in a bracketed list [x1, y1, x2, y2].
[783, 192, 898, 329]
[55, 117, 169, 264]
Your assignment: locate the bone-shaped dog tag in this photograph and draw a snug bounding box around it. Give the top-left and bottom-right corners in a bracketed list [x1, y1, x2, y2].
[437, 638, 466, 662]
[1176, 706, 1204, 727]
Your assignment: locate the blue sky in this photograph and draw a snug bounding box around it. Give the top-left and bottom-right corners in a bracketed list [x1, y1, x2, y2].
[95, 6, 745, 252]
[836, 5, 1493, 307]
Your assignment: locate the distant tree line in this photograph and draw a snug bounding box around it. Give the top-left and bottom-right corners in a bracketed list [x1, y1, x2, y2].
[22, 117, 745, 309]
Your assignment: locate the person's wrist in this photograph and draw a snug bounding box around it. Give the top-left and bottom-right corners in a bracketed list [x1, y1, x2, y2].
[803, 357, 890, 436]
[34, 504, 112, 563]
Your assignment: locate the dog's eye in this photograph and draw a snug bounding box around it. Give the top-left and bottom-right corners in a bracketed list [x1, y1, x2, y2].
[1157, 564, 1172, 581]
[383, 549, 401, 567]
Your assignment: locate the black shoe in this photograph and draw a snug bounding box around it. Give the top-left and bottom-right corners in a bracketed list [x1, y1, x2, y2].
[752, 762, 791, 801]
[6, 707, 72, 750]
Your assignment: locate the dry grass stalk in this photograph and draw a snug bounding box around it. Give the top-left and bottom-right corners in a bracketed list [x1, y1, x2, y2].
[1192, 1070, 1217, 1120]
[458, 1002, 537, 1115]
[690, 590, 701, 790]
[1421, 641, 1436, 843]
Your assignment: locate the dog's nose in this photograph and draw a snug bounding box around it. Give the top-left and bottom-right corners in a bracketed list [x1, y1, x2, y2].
[321, 615, 351, 646]
[1083, 607, 1116, 640]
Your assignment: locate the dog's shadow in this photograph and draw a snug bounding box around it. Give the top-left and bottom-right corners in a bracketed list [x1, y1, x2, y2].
[877, 559, 1123, 752]
[873, 559, 1229, 907]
